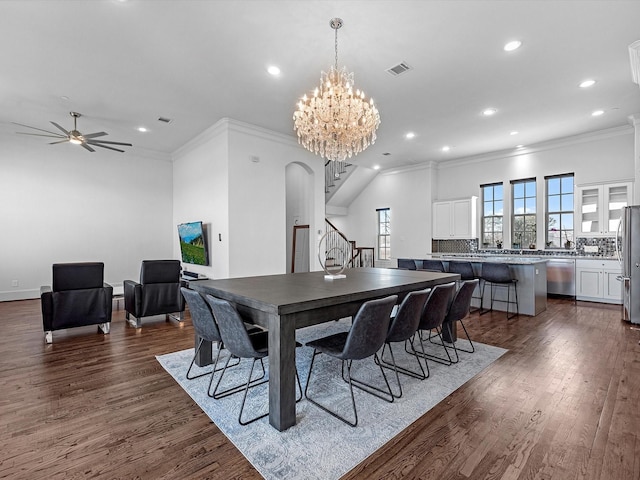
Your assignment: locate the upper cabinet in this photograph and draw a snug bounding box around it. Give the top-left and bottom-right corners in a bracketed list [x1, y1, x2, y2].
[433, 197, 478, 239]
[576, 181, 633, 236]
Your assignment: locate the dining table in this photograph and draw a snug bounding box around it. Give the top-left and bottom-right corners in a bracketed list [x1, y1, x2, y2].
[190, 267, 459, 431]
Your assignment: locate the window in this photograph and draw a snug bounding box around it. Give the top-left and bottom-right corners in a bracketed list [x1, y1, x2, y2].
[481, 183, 503, 248]
[546, 173, 574, 248]
[511, 178, 536, 249]
[377, 208, 390, 260]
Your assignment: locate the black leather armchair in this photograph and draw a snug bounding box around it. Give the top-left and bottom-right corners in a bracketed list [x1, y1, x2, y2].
[40, 262, 113, 344]
[124, 260, 186, 328]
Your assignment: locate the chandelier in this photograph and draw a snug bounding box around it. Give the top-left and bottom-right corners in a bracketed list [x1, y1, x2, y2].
[293, 18, 381, 162]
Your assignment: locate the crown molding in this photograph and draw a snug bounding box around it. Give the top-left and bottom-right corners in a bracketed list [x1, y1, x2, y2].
[436, 124, 634, 171]
[630, 40, 640, 85]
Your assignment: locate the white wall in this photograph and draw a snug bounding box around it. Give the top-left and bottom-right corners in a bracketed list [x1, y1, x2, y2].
[0, 133, 174, 301]
[172, 119, 325, 279]
[329, 163, 436, 265]
[336, 127, 635, 263]
[172, 121, 230, 280]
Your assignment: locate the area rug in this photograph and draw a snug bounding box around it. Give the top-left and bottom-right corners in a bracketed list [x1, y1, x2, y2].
[156, 319, 507, 480]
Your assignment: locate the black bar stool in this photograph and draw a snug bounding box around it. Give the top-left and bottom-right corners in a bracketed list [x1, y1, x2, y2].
[480, 262, 519, 319]
[446, 261, 482, 312]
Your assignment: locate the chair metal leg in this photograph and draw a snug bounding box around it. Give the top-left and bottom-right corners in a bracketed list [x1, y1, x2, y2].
[451, 319, 475, 354]
[45, 331, 53, 344]
[377, 341, 427, 397]
[305, 350, 360, 427]
[127, 314, 141, 328]
[342, 353, 395, 403]
[186, 338, 239, 380]
[416, 328, 454, 365]
[209, 354, 267, 399]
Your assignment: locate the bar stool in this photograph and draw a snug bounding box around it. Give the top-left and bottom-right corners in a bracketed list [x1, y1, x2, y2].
[480, 262, 519, 319]
[420, 259, 445, 272]
[446, 261, 482, 312]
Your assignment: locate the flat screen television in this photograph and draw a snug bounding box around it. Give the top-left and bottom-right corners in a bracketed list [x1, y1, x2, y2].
[177, 221, 210, 266]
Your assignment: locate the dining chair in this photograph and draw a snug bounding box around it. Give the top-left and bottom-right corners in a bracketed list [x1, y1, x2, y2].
[441, 279, 480, 363]
[205, 295, 302, 426]
[409, 282, 457, 368]
[181, 287, 240, 383]
[377, 288, 431, 398]
[304, 295, 398, 427]
[420, 259, 445, 272]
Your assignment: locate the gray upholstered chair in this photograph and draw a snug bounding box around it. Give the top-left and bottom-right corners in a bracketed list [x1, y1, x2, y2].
[304, 295, 398, 427]
[377, 288, 431, 398]
[410, 282, 457, 368]
[181, 288, 240, 383]
[124, 260, 186, 328]
[205, 295, 302, 426]
[441, 279, 480, 363]
[40, 262, 113, 344]
[480, 262, 519, 319]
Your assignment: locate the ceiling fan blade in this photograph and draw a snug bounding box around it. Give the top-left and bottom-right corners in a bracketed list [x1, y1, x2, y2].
[82, 132, 108, 139]
[12, 122, 65, 136]
[16, 132, 66, 139]
[86, 139, 133, 146]
[50, 121, 70, 135]
[80, 143, 95, 152]
[90, 143, 126, 153]
[49, 139, 71, 145]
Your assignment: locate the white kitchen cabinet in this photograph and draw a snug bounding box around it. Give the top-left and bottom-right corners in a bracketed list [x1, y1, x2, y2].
[433, 197, 477, 239]
[576, 182, 632, 236]
[575, 259, 622, 304]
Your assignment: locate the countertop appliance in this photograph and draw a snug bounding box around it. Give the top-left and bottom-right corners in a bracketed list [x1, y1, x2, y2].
[618, 206, 640, 324]
[546, 258, 576, 297]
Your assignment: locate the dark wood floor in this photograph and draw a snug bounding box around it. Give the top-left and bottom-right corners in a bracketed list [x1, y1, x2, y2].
[1, 297, 638, 479]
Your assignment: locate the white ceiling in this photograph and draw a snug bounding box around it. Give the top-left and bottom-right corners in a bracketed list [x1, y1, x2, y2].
[1, 0, 640, 170]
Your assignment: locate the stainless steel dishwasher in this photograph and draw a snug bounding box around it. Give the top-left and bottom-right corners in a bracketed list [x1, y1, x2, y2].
[546, 258, 576, 296]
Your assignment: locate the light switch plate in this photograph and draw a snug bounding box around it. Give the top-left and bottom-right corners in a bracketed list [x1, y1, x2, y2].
[584, 245, 598, 253]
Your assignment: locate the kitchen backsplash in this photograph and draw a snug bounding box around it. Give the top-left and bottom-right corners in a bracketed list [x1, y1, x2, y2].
[432, 237, 619, 257]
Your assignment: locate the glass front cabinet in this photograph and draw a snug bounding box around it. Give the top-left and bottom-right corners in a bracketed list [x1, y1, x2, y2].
[576, 181, 632, 237]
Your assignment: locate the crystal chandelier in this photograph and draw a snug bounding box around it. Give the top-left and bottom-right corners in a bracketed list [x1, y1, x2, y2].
[293, 18, 381, 162]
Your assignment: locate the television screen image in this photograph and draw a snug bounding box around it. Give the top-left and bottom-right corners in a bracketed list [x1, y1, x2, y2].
[177, 221, 210, 266]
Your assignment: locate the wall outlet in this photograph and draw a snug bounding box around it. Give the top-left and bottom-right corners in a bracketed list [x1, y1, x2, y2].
[11, 280, 19, 287]
[584, 245, 599, 253]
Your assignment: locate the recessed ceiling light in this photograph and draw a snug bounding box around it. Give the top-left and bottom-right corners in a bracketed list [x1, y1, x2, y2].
[405, 132, 415, 139]
[267, 65, 281, 76]
[60, 95, 70, 101]
[373, 165, 381, 170]
[482, 108, 497, 116]
[441, 146, 450, 152]
[504, 40, 522, 52]
[516, 144, 524, 148]
[579, 79, 596, 88]
[510, 131, 519, 136]
[592, 109, 605, 116]
[137, 127, 148, 132]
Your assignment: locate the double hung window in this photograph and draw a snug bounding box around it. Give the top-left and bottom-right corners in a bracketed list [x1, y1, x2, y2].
[481, 183, 503, 248]
[377, 208, 390, 260]
[545, 173, 574, 248]
[511, 178, 537, 248]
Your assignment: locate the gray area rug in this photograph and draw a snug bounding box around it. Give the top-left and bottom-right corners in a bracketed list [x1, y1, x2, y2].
[156, 319, 507, 480]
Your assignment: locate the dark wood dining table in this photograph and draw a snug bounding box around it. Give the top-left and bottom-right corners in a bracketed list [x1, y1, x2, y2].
[190, 267, 459, 431]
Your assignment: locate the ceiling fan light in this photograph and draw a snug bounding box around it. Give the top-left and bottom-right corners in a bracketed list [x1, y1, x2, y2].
[69, 137, 82, 145]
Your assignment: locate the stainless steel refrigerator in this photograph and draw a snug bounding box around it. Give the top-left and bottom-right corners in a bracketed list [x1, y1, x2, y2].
[618, 206, 640, 324]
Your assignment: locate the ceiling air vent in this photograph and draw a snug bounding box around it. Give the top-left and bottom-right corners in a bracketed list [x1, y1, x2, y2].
[157, 117, 173, 124]
[386, 62, 412, 77]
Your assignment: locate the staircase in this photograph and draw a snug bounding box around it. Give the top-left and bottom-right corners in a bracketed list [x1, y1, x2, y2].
[325, 160, 353, 200]
[325, 219, 375, 268]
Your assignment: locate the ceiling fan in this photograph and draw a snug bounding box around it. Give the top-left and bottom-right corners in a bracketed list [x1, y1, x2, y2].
[13, 111, 133, 153]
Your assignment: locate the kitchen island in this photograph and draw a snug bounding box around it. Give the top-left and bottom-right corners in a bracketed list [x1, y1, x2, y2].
[438, 255, 548, 316]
